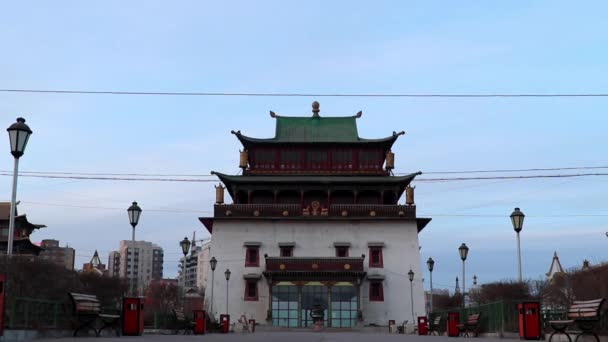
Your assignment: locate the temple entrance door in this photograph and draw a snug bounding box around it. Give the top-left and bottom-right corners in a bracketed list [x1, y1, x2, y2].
[330, 284, 358, 327]
[300, 285, 328, 327]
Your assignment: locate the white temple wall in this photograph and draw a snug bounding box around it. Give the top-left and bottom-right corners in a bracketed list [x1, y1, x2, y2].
[204, 219, 425, 326]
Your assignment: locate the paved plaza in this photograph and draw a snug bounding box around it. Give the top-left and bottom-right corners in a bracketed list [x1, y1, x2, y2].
[49, 333, 507, 342]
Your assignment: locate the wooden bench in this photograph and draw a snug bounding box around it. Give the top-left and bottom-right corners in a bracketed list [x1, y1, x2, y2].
[173, 308, 194, 335]
[428, 315, 442, 335]
[549, 298, 605, 342]
[68, 292, 120, 337]
[457, 313, 481, 337]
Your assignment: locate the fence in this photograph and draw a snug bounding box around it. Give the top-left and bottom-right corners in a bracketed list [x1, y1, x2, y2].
[432, 301, 608, 336]
[431, 300, 524, 335]
[7, 297, 67, 329]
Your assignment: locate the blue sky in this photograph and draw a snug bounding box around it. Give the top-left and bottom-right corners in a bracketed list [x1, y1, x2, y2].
[1, 1, 607, 290]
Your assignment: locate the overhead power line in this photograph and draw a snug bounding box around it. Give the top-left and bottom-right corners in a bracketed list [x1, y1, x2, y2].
[21, 200, 608, 218]
[3, 88, 608, 98]
[3, 171, 608, 182]
[4, 165, 608, 178]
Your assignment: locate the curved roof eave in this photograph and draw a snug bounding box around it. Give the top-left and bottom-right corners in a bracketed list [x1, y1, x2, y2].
[231, 130, 403, 147]
[211, 171, 422, 186]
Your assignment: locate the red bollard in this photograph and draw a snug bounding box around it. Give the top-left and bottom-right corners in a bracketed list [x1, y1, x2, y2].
[193, 310, 206, 334]
[447, 312, 460, 337]
[418, 316, 429, 335]
[122, 297, 145, 336]
[518, 302, 541, 340]
[0, 273, 6, 337]
[220, 314, 230, 333]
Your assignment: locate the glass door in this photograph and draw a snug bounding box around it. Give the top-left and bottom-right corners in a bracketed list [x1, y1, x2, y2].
[300, 285, 328, 327]
[271, 284, 298, 327]
[331, 284, 357, 328]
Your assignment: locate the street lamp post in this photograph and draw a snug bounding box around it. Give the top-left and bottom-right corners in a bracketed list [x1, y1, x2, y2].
[458, 243, 469, 307]
[127, 202, 142, 295]
[408, 269, 415, 321]
[180, 237, 191, 307]
[426, 257, 435, 314]
[6, 118, 33, 256]
[510, 208, 525, 282]
[209, 256, 217, 317]
[225, 269, 231, 316]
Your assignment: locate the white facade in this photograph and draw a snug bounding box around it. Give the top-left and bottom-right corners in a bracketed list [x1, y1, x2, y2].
[196, 241, 211, 291]
[117, 240, 164, 293]
[205, 219, 425, 325]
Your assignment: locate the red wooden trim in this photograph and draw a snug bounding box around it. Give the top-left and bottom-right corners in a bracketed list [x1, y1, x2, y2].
[369, 248, 383, 268]
[244, 280, 259, 301]
[369, 281, 384, 301]
[245, 247, 260, 267]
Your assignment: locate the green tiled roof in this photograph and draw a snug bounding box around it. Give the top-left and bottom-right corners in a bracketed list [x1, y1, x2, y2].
[275, 116, 359, 143]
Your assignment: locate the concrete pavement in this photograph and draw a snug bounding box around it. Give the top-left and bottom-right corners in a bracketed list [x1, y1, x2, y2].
[49, 332, 514, 342]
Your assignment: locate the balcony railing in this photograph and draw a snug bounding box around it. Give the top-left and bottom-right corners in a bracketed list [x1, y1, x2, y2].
[214, 203, 415, 218]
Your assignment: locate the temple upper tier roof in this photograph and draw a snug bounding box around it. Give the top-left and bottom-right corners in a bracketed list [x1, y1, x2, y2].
[211, 171, 421, 187]
[231, 101, 404, 147]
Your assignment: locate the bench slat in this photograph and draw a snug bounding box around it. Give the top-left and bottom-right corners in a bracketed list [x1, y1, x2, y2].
[568, 312, 600, 318]
[573, 299, 604, 305]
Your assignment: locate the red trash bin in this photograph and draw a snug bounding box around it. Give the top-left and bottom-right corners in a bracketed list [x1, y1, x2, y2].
[0, 273, 6, 337]
[220, 314, 230, 333]
[418, 316, 429, 335]
[447, 312, 460, 337]
[193, 310, 206, 334]
[122, 297, 145, 336]
[518, 302, 541, 340]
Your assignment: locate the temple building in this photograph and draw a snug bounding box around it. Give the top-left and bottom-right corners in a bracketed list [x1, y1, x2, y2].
[200, 102, 431, 327]
[0, 202, 46, 255]
[82, 250, 107, 275]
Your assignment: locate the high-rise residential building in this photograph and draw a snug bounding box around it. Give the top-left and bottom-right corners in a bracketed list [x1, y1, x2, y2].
[199, 102, 431, 327]
[108, 251, 121, 277]
[39, 239, 75, 270]
[178, 232, 211, 293]
[196, 240, 211, 291]
[116, 240, 164, 293]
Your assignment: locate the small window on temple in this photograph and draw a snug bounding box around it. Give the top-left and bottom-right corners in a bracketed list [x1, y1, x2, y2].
[369, 247, 383, 268]
[280, 246, 293, 257]
[335, 246, 349, 257]
[369, 282, 384, 301]
[244, 280, 258, 301]
[245, 247, 259, 267]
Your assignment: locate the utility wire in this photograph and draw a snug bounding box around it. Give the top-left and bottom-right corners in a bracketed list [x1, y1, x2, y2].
[3, 172, 608, 182]
[3, 88, 608, 98]
[21, 200, 608, 218]
[5, 165, 608, 178]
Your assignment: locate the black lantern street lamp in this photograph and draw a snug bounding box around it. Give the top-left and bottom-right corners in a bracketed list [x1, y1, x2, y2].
[426, 257, 435, 313]
[510, 207, 525, 282]
[179, 237, 191, 305]
[225, 269, 231, 316]
[209, 257, 217, 317]
[458, 243, 469, 306]
[126, 201, 142, 295]
[6, 118, 33, 256]
[127, 201, 142, 241]
[180, 237, 191, 257]
[408, 269, 415, 321]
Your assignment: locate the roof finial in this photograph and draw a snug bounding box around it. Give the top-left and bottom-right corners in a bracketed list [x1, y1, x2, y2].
[312, 101, 320, 117]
